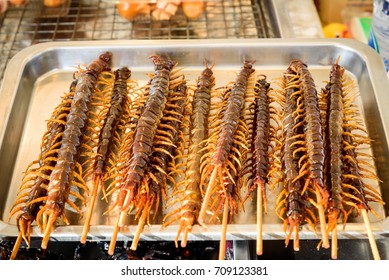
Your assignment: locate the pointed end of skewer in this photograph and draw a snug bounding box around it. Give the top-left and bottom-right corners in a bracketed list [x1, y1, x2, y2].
[108, 215, 121, 256]
[218, 199, 229, 260]
[331, 227, 338, 259]
[256, 184, 263, 256]
[361, 208, 381, 260]
[10, 232, 23, 260]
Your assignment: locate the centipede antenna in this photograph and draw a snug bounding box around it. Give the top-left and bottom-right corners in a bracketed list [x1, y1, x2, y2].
[361, 208, 381, 260]
[41, 212, 58, 250]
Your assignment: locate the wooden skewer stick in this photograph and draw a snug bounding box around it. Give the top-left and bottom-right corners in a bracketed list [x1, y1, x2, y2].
[294, 224, 300, 251]
[130, 204, 148, 251]
[257, 184, 263, 255]
[361, 208, 380, 260]
[198, 166, 219, 227]
[331, 226, 338, 260]
[80, 177, 101, 244]
[218, 198, 229, 260]
[315, 189, 329, 248]
[10, 233, 23, 260]
[108, 214, 121, 255]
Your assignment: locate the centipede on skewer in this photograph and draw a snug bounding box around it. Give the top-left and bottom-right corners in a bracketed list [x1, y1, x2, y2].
[163, 62, 215, 248]
[242, 75, 284, 255]
[80, 67, 133, 243]
[321, 59, 384, 259]
[281, 60, 329, 248]
[130, 76, 187, 251]
[8, 80, 77, 259]
[107, 55, 178, 255]
[275, 66, 318, 251]
[198, 61, 256, 260]
[34, 52, 112, 249]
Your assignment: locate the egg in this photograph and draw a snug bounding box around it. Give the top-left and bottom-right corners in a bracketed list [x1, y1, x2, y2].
[9, 0, 30, 7]
[117, 0, 150, 21]
[182, 1, 205, 19]
[43, 0, 66, 8]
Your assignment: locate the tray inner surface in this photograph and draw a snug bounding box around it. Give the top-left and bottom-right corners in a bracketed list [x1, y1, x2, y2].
[0, 42, 388, 241]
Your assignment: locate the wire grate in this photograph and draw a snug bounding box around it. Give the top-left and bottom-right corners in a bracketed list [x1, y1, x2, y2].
[0, 0, 278, 80]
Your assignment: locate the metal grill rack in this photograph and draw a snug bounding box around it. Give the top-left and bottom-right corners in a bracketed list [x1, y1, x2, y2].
[0, 0, 278, 81]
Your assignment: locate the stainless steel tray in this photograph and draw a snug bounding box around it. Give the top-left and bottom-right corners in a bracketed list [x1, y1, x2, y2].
[1, 39, 389, 243]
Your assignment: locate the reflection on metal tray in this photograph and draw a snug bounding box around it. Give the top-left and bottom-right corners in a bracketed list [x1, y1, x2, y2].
[0, 39, 389, 243]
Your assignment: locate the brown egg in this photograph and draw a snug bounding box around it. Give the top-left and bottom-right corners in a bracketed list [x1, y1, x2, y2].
[9, 0, 30, 7]
[182, 1, 205, 19]
[43, 0, 66, 7]
[117, 0, 150, 21]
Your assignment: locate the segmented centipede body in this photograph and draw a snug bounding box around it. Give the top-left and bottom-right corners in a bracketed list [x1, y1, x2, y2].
[324, 61, 384, 259]
[323, 62, 347, 236]
[275, 69, 317, 251]
[244, 76, 272, 255]
[131, 80, 187, 251]
[285, 60, 329, 248]
[108, 55, 176, 255]
[80, 67, 132, 243]
[8, 81, 76, 259]
[36, 52, 112, 249]
[198, 61, 255, 259]
[163, 64, 214, 248]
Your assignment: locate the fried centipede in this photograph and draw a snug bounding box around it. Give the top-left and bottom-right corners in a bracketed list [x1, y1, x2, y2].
[8, 81, 76, 259]
[36, 52, 112, 249]
[322, 60, 384, 259]
[275, 68, 317, 251]
[322, 60, 347, 257]
[80, 67, 132, 243]
[163, 63, 214, 248]
[198, 61, 256, 259]
[242, 75, 275, 255]
[130, 77, 187, 251]
[284, 60, 329, 248]
[108, 55, 176, 255]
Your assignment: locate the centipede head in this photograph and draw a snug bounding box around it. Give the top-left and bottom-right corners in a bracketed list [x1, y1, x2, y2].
[284, 210, 303, 248]
[99, 51, 113, 63]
